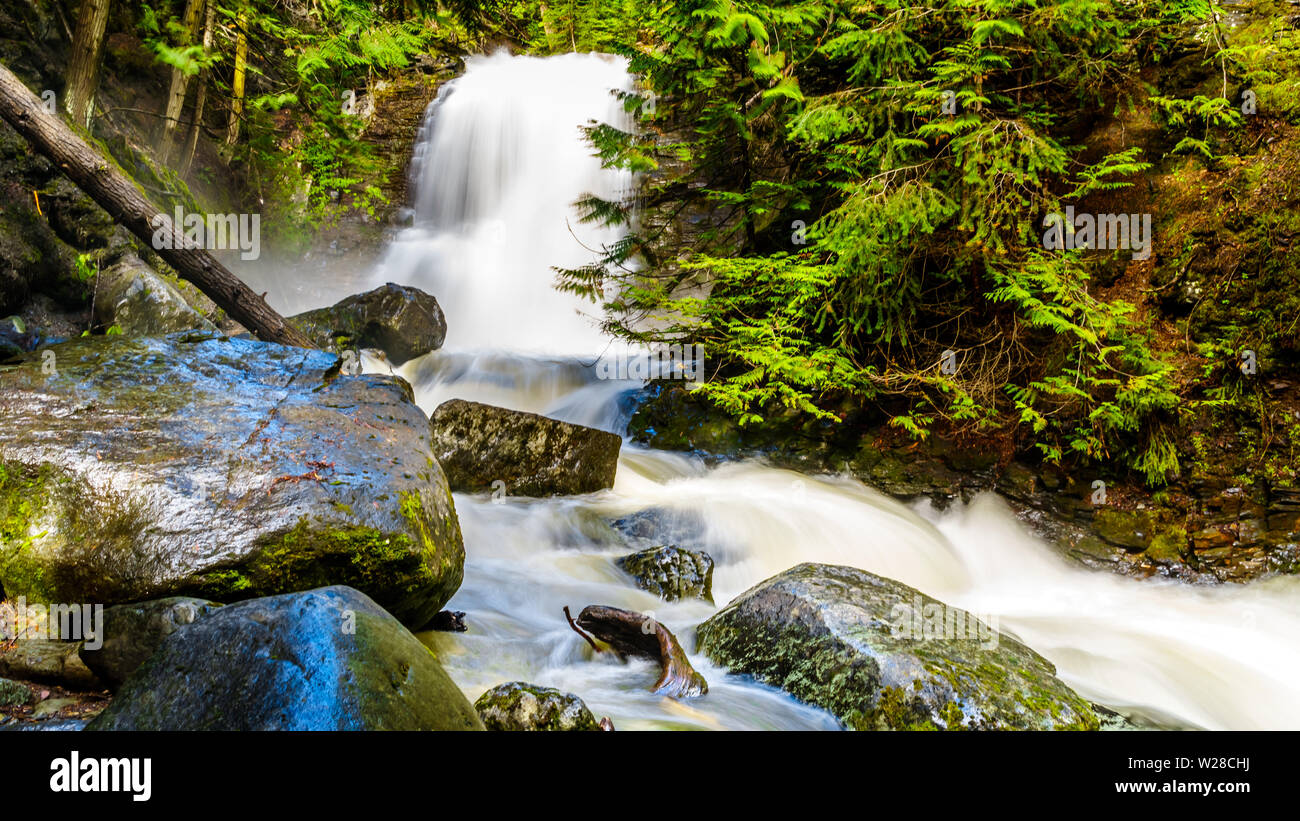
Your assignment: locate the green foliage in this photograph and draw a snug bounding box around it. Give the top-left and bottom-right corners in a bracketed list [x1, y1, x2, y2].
[547, 0, 1241, 485]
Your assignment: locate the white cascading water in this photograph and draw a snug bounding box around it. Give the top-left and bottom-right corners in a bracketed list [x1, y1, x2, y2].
[348, 51, 1300, 730]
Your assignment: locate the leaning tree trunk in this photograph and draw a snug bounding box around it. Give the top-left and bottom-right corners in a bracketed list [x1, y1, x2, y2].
[159, 0, 206, 163]
[225, 3, 248, 146]
[0, 61, 313, 348]
[64, 0, 112, 129]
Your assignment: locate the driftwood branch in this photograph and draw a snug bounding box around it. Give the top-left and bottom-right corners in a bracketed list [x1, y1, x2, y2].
[564, 605, 601, 652]
[0, 61, 313, 348]
[575, 605, 707, 698]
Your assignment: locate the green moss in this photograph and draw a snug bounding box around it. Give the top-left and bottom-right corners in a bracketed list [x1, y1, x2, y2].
[0, 461, 56, 601]
[194, 516, 434, 603]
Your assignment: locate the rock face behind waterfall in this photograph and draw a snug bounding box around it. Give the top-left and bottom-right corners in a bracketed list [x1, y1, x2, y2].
[289, 282, 447, 366]
[428, 399, 621, 496]
[89, 587, 483, 731]
[697, 563, 1099, 730]
[0, 331, 463, 628]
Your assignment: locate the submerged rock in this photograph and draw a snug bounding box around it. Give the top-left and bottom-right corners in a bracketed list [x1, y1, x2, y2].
[617, 545, 714, 602]
[93, 253, 217, 336]
[696, 563, 1098, 730]
[89, 586, 483, 731]
[289, 282, 446, 366]
[79, 597, 222, 690]
[0, 331, 463, 628]
[474, 681, 602, 731]
[429, 399, 621, 496]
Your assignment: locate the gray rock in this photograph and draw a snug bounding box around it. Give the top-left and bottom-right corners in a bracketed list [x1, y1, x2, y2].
[617, 545, 713, 602]
[429, 399, 620, 496]
[696, 563, 1099, 730]
[89, 586, 483, 731]
[0, 640, 99, 689]
[289, 282, 446, 366]
[0, 331, 464, 628]
[474, 682, 602, 731]
[79, 597, 222, 690]
[93, 253, 217, 335]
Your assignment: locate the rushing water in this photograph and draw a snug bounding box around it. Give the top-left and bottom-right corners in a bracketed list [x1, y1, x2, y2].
[346, 51, 1300, 731]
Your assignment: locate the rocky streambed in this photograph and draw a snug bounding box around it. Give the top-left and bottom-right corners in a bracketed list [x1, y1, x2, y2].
[0, 279, 1119, 731]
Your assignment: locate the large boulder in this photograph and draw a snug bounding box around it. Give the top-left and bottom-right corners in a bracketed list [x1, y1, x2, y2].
[79, 597, 222, 690]
[474, 681, 602, 731]
[429, 399, 620, 496]
[0, 639, 99, 689]
[696, 563, 1099, 730]
[93, 253, 217, 335]
[88, 586, 483, 730]
[0, 331, 464, 628]
[616, 545, 714, 602]
[289, 282, 446, 366]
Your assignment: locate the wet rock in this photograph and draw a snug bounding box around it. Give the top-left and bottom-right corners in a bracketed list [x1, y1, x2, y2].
[0, 676, 32, 706]
[89, 586, 483, 731]
[424, 609, 466, 632]
[429, 399, 621, 496]
[93, 253, 218, 335]
[0, 640, 99, 689]
[32, 696, 78, 718]
[79, 597, 222, 690]
[289, 282, 446, 366]
[0, 717, 89, 731]
[616, 545, 713, 602]
[473, 681, 602, 731]
[0, 331, 463, 628]
[697, 563, 1099, 730]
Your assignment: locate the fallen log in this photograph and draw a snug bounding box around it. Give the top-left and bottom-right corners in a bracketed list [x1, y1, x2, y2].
[575, 605, 708, 698]
[0, 61, 313, 348]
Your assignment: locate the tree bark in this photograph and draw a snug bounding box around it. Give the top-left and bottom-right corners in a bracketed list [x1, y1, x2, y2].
[64, 0, 112, 129]
[178, 0, 216, 176]
[159, 0, 206, 163]
[0, 61, 313, 348]
[575, 605, 708, 698]
[225, 4, 248, 146]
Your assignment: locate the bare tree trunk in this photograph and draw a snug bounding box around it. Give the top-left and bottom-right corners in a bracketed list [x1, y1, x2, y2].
[0, 62, 313, 348]
[159, 0, 206, 163]
[225, 3, 248, 147]
[178, 0, 215, 176]
[64, 0, 112, 129]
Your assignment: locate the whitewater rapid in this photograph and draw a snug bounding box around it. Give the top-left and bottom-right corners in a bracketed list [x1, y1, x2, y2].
[292, 51, 1300, 731]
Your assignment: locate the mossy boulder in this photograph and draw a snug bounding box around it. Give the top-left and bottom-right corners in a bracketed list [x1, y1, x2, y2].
[473, 681, 602, 731]
[429, 399, 621, 496]
[616, 545, 714, 602]
[79, 597, 222, 690]
[88, 586, 483, 730]
[93, 253, 218, 335]
[289, 282, 446, 366]
[0, 331, 464, 627]
[0, 639, 99, 689]
[696, 563, 1099, 731]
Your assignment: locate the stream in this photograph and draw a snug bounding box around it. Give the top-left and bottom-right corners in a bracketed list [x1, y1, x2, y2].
[299, 51, 1300, 731]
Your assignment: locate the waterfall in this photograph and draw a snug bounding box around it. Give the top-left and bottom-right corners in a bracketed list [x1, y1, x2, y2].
[353, 52, 1300, 731]
[370, 51, 635, 356]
